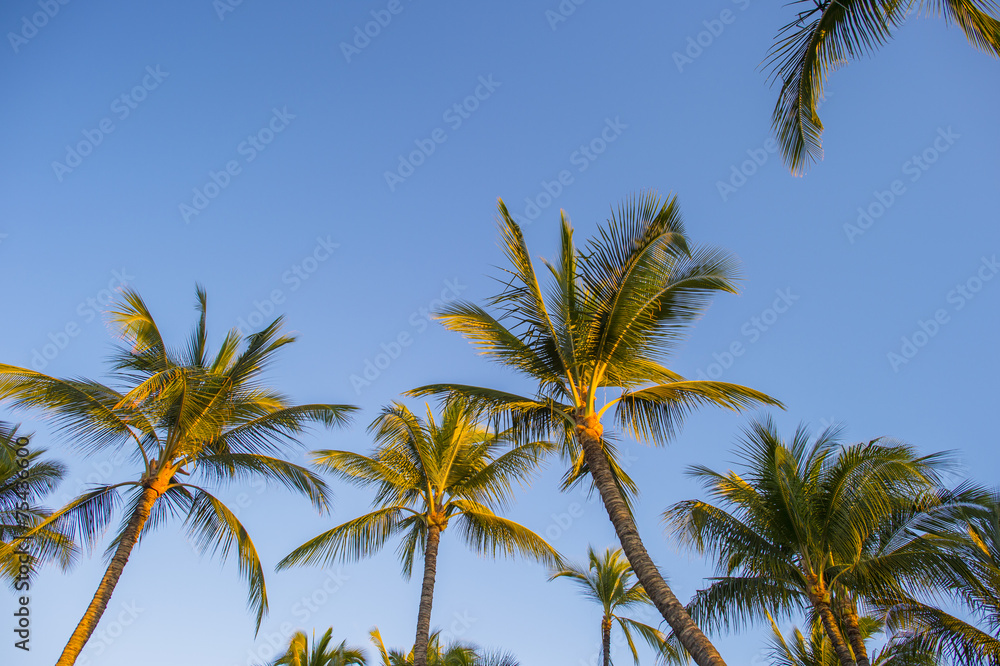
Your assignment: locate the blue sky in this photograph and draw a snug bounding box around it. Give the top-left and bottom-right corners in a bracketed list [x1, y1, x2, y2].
[2, 1, 999, 664]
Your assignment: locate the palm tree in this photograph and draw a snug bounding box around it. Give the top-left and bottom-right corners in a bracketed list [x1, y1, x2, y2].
[369, 628, 518, 666]
[765, 612, 935, 666]
[369, 628, 517, 666]
[0, 421, 73, 582]
[664, 417, 952, 666]
[881, 491, 1000, 665]
[278, 399, 557, 666]
[410, 192, 782, 666]
[767, 0, 1000, 174]
[0, 287, 355, 666]
[550, 546, 681, 666]
[270, 628, 367, 666]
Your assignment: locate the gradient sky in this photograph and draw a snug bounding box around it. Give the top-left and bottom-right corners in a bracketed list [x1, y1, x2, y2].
[2, 1, 999, 665]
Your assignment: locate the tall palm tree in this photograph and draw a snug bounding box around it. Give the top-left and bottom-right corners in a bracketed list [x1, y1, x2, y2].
[881, 491, 1000, 665]
[0, 287, 355, 666]
[0, 421, 73, 582]
[664, 417, 951, 666]
[270, 628, 367, 666]
[767, 0, 1000, 174]
[369, 628, 518, 666]
[550, 546, 681, 666]
[410, 192, 782, 666]
[278, 399, 557, 666]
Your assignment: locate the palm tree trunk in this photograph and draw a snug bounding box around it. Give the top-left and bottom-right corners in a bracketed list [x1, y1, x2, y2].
[602, 616, 612, 666]
[839, 599, 870, 666]
[413, 523, 442, 666]
[575, 414, 727, 666]
[56, 485, 158, 666]
[814, 597, 857, 666]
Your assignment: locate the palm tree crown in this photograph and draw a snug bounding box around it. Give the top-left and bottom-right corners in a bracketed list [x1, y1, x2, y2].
[270, 628, 367, 666]
[550, 546, 680, 665]
[0, 287, 356, 665]
[0, 421, 72, 582]
[882, 491, 1000, 665]
[411, 192, 781, 666]
[665, 416, 953, 666]
[279, 399, 556, 666]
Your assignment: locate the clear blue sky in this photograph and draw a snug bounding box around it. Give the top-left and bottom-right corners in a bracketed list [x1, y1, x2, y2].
[2, 1, 998, 664]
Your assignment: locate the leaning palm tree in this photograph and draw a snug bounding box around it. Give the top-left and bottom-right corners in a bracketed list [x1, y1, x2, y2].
[270, 628, 367, 666]
[0, 287, 355, 666]
[881, 491, 1000, 665]
[279, 399, 557, 666]
[369, 628, 518, 666]
[767, 0, 1000, 174]
[0, 421, 73, 582]
[410, 192, 782, 666]
[665, 417, 951, 666]
[550, 546, 682, 666]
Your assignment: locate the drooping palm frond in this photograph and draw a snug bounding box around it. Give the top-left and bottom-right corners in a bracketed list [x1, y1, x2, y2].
[767, 0, 1000, 174]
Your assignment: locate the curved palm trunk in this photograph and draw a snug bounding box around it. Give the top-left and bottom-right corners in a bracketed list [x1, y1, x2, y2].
[839, 600, 870, 666]
[602, 616, 612, 666]
[56, 485, 159, 666]
[575, 415, 727, 666]
[814, 597, 857, 666]
[413, 523, 442, 666]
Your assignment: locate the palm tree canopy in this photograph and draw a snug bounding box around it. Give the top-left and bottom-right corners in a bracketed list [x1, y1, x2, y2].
[278, 398, 559, 576]
[410, 192, 782, 503]
[766, 612, 935, 666]
[768, 0, 1000, 174]
[550, 545, 681, 664]
[882, 491, 1000, 665]
[664, 416, 953, 634]
[271, 628, 366, 666]
[369, 628, 518, 666]
[0, 286, 356, 629]
[0, 421, 73, 582]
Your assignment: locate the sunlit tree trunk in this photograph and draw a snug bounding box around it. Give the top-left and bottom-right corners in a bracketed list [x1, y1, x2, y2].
[56, 485, 159, 666]
[812, 591, 857, 666]
[413, 523, 442, 666]
[575, 413, 727, 666]
[839, 598, 870, 666]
